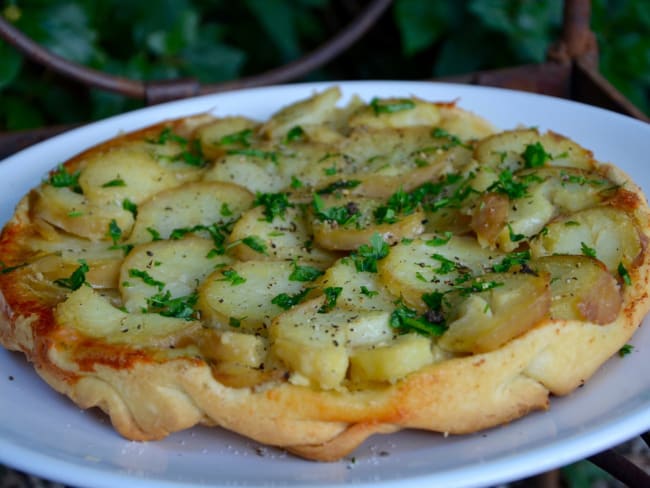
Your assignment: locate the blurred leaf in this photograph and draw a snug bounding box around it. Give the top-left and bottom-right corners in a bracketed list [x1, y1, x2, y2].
[17, 2, 100, 64]
[394, 0, 462, 56]
[182, 25, 246, 82]
[4, 97, 45, 130]
[146, 10, 198, 56]
[245, 0, 300, 60]
[561, 460, 615, 488]
[0, 40, 23, 90]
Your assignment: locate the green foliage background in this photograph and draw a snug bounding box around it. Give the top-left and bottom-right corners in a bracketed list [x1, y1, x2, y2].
[1, 0, 648, 131]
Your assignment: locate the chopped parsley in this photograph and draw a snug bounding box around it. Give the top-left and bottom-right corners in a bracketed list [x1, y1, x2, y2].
[101, 178, 126, 188]
[431, 127, 470, 150]
[48, 165, 82, 193]
[351, 233, 390, 273]
[618, 344, 634, 357]
[147, 227, 162, 241]
[284, 125, 305, 143]
[128, 269, 165, 291]
[312, 193, 359, 226]
[360, 285, 379, 297]
[522, 142, 551, 168]
[227, 148, 278, 164]
[390, 300, 446, 336]
[431, 254, 457, 274]
[425, 232, 453, 247]
[374, 187, 418, 224]
[106, 219, 123, 246]
[487, 170, 528, 199]
[271, 288, 312, 310]
[242, 235, 268, 254]
[618, 262, 632, 285]
[454, 279, 503, 296]
[492, 250, 531, 273]
[122, 198, 138, 217]
[370, 97, 415, 115]
[220, 269, 246, 285]
[229, 316, 243, 328]
[581, 242, 597, 258]
[54, 260, 89, 290]
[152, 127, 207, 167]
[0, 262, 28, 274]
[316, 180, 361, 195]
[146, 291, 198, 320]
[507, 224, 525, 242]
[289, 262, 324, 282]
[290, 176, 304, 189]
[318, 286, 342, 313]
[220, 202, 233, 217]
[219, 128, 253, 147]
[254, 192, 293, 222]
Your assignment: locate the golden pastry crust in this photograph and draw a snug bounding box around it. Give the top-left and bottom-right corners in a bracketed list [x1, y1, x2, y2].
[1, 87, 649, 461]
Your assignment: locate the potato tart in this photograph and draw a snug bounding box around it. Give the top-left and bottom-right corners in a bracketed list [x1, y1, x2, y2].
[1, 86, 649, 461]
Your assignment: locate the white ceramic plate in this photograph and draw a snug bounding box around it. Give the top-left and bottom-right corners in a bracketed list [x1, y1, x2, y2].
[1, 81, 649, 488]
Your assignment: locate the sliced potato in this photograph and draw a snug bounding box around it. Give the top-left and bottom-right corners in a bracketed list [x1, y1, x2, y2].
[259, 86, 342, 139]
[348, 97, 441, 129]
[378, 235, 501, 311]
[203, 149, 288, 194]
[438, 272, 551, 354]
[201, 330, 268, 368]
[119, 237, 226, 313]
[311, 194, 425, 250]
[55, 286, 199, 346]
[474, 128, 595, 171]
[34, 185, 134, 242]
[532, 255, 621, 324]
[316, 257, 396, 312]
[195, 116, 259, 159]
[228, 205, 338, 266]
[530, 206, 643, 271]
[78, 146, 179, 205]
[197, 260, 305, 334]
[128, 181, 253, 243]
[349, 333, 433, 384]
[269, 297, 393, 389]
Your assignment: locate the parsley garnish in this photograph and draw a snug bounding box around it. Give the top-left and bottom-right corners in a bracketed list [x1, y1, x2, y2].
[487, 170, 528, 199]
[290, 176, 304, 189]
[48, 165, 82, 193]
[227, 148, 278, 164]
[229, 316, 243, 328]
[431, 254, 457, 274]
[254, 192, 293, 222]
[454, 279, 503, 296]
[318, 286, 342, 313]
[122, 199, 137, 217]
[425, 232, 453, 246]
[316, 180, 361, 195]
[351, 233, 390, 273]
[271, 288, 312, 310]
[146, 291, 197, 320]
[431, 127, 469, 149]
[312, 193, 359, 226]
[101, 178, 126, 188]
[147, 227, 162, 241]
[390, 300, 446, 336]
[153, 128, 207, 167]
[370, 97, 415, 115]
[128, 269, 165, 291]
[220, 203, 233, 217]
[522, 142, 551, 168]
[581, 242, 597, 258]
[289, 262, 324, 282]
[618, 344, 634, 357]
[360, 285, 379, 297]
[618, 262, 632, 285]
[507, 224, 525, 242]
[284, 125, 305, 143]
[492, 250, 531, 273]
[374, 187, 418, 224]
[0, 262, 28, 274]
[220, 269, 246, 285]
[106, 219, 122, 245]
[54, 260, 89, 290]
[219, 128, 253, 147]
[242, 235, 268, 254]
